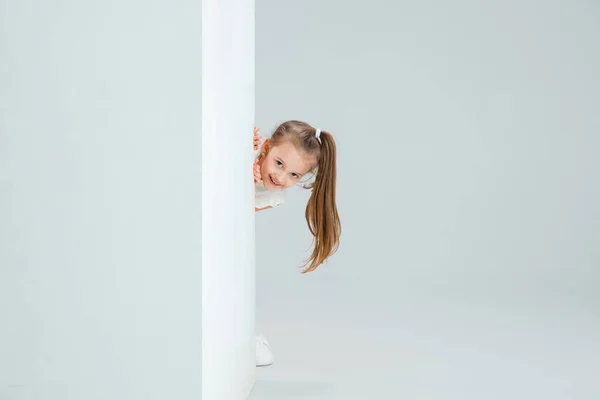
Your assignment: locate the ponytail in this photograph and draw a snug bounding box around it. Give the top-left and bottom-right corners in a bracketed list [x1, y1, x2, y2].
[302, 130, 341, 273]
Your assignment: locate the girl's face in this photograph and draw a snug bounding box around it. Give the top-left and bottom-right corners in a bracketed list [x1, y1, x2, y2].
[260, 140, 315, 190]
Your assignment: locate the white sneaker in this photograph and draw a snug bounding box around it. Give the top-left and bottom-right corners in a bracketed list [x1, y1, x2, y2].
[255, 334, 274, 367]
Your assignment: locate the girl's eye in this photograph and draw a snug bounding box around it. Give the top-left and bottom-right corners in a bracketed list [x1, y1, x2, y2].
[276, 161, 283, 167]
[291, 173, 298, 179]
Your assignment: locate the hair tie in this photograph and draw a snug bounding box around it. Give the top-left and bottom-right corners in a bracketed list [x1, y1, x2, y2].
[315, 128, 322, 144]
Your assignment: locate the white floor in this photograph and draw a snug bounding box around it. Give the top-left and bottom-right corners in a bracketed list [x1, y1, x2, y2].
[250, 280, 600, 400]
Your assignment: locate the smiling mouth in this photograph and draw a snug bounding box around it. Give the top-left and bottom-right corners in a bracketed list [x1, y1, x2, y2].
[269, 175, 282, 186]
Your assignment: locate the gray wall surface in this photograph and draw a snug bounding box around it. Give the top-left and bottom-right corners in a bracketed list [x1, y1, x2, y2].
[254, 0, 599, 380]
[0, 2, 203, 399]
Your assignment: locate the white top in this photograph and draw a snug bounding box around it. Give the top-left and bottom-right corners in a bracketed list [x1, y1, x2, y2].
[255, 138, 285, 209]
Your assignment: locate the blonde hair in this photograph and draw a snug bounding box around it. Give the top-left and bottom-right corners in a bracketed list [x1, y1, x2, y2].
[269, 120, 341, 273]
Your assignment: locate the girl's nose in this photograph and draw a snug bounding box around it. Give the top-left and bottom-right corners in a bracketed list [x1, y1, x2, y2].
[273, 174, 284, 186]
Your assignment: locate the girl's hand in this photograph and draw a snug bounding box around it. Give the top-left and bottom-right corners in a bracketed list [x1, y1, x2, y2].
[253, 159, 262, 185]
[253, 126, 261, 150]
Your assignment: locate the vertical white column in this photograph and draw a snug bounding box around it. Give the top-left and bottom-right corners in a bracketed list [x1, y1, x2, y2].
[202, 0, 256, 399]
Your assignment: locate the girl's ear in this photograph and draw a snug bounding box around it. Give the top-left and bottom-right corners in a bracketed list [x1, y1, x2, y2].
[258, 138, 270, 164]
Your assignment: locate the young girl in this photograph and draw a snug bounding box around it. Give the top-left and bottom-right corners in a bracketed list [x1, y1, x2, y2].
[252, 120, 341, 366]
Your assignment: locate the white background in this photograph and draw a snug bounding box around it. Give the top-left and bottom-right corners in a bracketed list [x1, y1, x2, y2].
[1, 1, 203, 399]
[252, 1, 600, 398]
